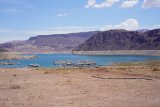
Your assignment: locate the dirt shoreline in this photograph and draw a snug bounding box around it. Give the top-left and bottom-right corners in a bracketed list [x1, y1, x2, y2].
[0, 52, 36, 60]
[72, 50, 160, 56]
[0, 64, 160, 107]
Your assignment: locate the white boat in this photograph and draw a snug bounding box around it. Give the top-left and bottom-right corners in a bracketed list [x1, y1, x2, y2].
[28, 64, 40, 67]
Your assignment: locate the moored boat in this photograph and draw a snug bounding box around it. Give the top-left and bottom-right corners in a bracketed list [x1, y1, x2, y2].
[28, 64, 40, 67]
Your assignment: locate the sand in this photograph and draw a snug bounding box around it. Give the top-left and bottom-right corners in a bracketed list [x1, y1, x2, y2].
[0, 52, 36, 60]
[0, 66, 160, 107]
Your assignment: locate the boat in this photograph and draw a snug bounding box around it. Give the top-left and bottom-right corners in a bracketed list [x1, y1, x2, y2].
[53, 60, 96, 68]
[28, 64, 40, 67]
[0, 61, 19, 65]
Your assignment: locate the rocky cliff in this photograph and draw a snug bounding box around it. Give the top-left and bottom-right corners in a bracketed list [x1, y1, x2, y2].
[74, 29, 160, 51]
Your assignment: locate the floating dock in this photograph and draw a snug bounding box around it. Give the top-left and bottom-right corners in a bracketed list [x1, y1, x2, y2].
[53, 60, 96, 68]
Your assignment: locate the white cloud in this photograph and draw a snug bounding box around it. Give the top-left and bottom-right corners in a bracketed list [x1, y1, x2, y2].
[57, 13, 68, 17]
[85, 0, 119, 8]
[142, 0, 160, 8]
[121, 0, 138, 8]
[101, 19, 139, 30]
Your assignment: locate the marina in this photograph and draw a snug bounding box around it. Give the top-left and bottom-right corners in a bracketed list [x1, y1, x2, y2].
[0, 61, 19, 65]
[28, 64, 41, 68]
[54, 60, 96, 68]
[0, 54, 160, 68]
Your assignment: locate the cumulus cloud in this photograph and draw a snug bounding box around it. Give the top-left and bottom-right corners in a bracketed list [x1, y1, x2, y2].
[142, 0, 160, 8]
[101, 19, 139, 30]
[57, 13, 68, 17]
[85, 0, 119, 8]
[121, 0, 138, 8]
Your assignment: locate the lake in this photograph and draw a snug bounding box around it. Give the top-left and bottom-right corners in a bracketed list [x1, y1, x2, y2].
[0, 54, 160, 68]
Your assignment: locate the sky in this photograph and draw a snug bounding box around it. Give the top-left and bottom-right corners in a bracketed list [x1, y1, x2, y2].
[0, 0, 160, 43]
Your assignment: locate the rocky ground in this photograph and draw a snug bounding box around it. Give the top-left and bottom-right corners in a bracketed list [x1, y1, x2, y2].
[0, 52, 36, 60]
[72, 50, 160, 56]
[0, 63, 160, 107]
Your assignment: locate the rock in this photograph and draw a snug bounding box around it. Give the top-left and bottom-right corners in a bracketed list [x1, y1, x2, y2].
[74, 29, 160, 51]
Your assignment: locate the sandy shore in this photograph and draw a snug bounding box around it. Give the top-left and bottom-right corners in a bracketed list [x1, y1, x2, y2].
[0, 64, 160, 107]
[0, 52, 36, 60]
[72, 50, 160, 56]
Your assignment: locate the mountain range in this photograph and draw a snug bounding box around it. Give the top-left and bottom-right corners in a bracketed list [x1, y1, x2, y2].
[74, 29, 160, 51]
[0, 29, 160, 53]
[0, 48, 8, 52]
[0, 31, 98, 53]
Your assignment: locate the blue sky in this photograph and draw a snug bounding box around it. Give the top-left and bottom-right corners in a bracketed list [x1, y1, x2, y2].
[0, 0, 160, 43]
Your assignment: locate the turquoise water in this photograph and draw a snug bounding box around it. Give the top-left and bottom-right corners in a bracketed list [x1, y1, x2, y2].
[0, 54, 160, 68]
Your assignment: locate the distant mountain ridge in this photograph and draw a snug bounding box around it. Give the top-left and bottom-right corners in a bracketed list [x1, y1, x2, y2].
[136, 29, 149, 33]
[74, 29, 160, 51]
[0, 29, 160, 54]
[0, 48, 8, 52]
[0, 31, 98, 53]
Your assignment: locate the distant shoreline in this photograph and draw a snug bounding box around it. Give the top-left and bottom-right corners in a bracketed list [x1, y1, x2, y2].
[72, 50, 160, 56]
[0, 52, 36, 60]
[1, 50, 160, 57]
